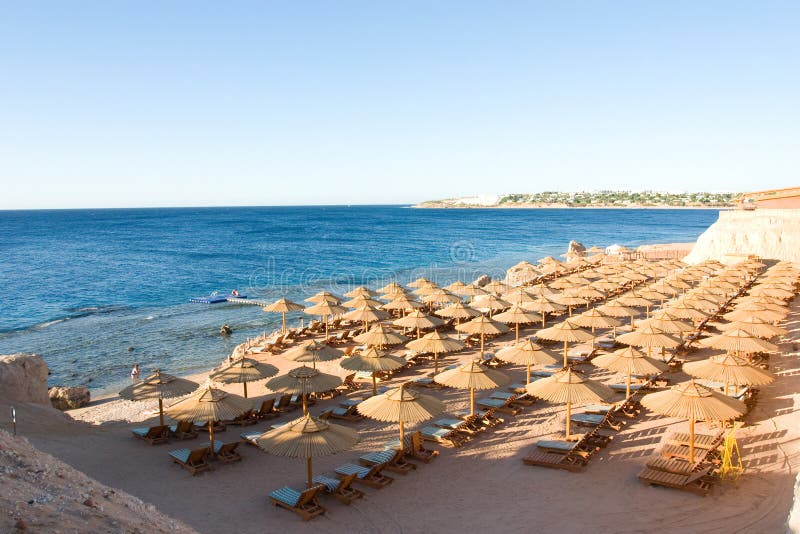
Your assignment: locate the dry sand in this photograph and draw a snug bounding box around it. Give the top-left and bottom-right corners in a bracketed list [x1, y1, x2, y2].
[5, 300, 800, 533]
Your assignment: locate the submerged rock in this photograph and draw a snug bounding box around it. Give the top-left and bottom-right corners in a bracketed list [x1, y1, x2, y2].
[48, 387, 90, 411]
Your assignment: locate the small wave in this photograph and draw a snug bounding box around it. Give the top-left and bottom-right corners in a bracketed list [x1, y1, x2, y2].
[36, 318, 70, 329]
[145, 315, 155, 320]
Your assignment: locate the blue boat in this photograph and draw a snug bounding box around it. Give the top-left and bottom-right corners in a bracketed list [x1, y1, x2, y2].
[189, 291, 247, 304]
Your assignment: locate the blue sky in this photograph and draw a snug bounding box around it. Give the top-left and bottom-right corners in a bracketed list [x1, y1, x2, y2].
[1, 1, 798, 208]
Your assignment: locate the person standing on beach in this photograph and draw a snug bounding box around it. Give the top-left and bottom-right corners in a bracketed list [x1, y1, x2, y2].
[130, 364, 140, 382]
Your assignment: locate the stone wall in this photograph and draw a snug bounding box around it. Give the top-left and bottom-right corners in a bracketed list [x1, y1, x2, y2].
[684, 209, 800, 265]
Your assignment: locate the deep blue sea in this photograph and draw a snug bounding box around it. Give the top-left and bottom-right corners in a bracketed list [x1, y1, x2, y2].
[0, 206, 719, 393]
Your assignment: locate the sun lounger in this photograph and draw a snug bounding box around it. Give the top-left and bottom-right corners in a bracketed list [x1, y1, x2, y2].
[570, 412, 623, 431]
[169, 447, 211, 475]
[359, 449, 416, 474]
[433, 417, 477, 437]
[169, 421, 198, 440]
[274, 394, 293, 412]
[490, 390, 535, 406]
[385, 431, 439, 463]
[583, 405, 612, 415]
[194, 421, 226, 433]
[454, 408, 503, 428]
[637, 465, 714, 495]
[420, 425, 467, 447]
[609, 383, 648, 394]
[335, 462, 394, 489]
[522, 449, 586, 472]
[320, 403, 363, 422]
[240, 429, 263, 445]
[646, 456, 706, 475]
[660, 443, 720, 462]
[131, 425, 170, 445]
[254, 398, 279, 420]
[410, 377, 443, 389]
[269, 485, 326, 521]
[212, 440, 242, 463]
[477, 396, 522, 415]
[666, 431, 724, 451]
[312, 473, 364, 504]
[223, 410, 259, 426]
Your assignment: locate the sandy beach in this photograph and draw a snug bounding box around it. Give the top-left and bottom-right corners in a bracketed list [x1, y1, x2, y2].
[5, 258, 799, 534]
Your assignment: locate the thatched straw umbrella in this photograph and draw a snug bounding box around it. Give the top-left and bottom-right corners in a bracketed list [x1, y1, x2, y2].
[526, 369, 614, 439]
[493, 304, 541, 343]
[723, 304, 787, 323]
[471, 294, 511, 318]
[266, 366, 342, 415]
[393, 309, 443, 339]
[262, 298, 304, 333]
[408, 277, 433, 288]
[304, 301, 347, 338]
[663, 300, 711, 323]
[535, 319, 594, 368]
[641, 311, 694, 336]
[615, 293, 653, 322]
[305, 291, 342, 304]
[502, 287, 537, 306]
[283, 339, 344, 369]
[378, 281, 404, 294]
[406, 330, 465, 374]
[357, 385, 445, 443]
[483, 280, 511, 295]
[698, 329, 779, 355]
[340, 347, 406, 395]
[455, 315, 509, 359]
[641, 381, 746, 463]
[496, 338, 559, 384]
[119, 369, 198, 426]
[382, 294, 424, 315]
[342, 295, 385, 309]
[344, 286, 379, 298]
[209, 357, 278, 398]
[718, 317, 787, 339]
[354, 324, 409, 349]
[434, 360, 509, 416]
[616, 324, 681, 358]
[256, 414, 359, 488]
[571, 308, 622, 345]
[421, 289, 461, 309]
[445, 280, 469, 294]
[684, 353, 775, 395]
[523, 296, 566, 327]
[592, 346, 668, 398]
[164, 382, 252, 454]
[343, 304, 389, 332]
[553, 293, 586, 316]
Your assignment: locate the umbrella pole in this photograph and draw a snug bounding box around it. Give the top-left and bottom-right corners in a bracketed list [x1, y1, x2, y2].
[689, 417, 695, 464]
[434, 350, 439, 375]
[417, 326, 421, 339]
[470, 387, 475, 416]
[209, 421, 215, 458]
[372, 375, 377, 396]
[302, 393, 308, 415]
[565, 401, 572, 440]
[282, 312, 287, 334]
[526, 364, 531, 384]
[626, 372, 631, 399]
[515, 323, 519, 344]
[399, 419, 405, 445]
[158, 397, 164, 426]
[630, 315, 635, 328]
[243, 380, 248, 399]
[325, 317, 329, 338]
[541, 311, 546, 328]
[563, 341, 568, 368]
[307, 457, 313, 488]
[480, 334, 485, 359]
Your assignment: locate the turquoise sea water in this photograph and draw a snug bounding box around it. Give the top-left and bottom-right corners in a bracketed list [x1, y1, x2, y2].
[0, 206, 718, 392]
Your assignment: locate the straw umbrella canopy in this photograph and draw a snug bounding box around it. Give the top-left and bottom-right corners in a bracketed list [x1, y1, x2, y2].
[496, 338, 559, 383]
[209, 357, 278, 398]
[343, 304, 389, 332]
[340, 347, 406, 395]
[527, 284, 557, 298]
[434, 360, 509, 416]
[502, 287, 537, 305]
[378, 281, 404, 294]
[382, 294, 424, 314]
[493, 304, 541, 343]
[571, 308, 622, 342]
[571, 286, 605, 306]
[616, 292, 654, 319]
[381, 286, 410, 301]
[393, 309, 443, 338]
[723, 305, 787, 323]
[412, 283, 442, 297]
[164, 382, 252, 453]
[266, 365, 342, 415]
[525, 368, 614, 439]
[119, 369, 199, 426]
[283, 339, 344, 369]
[256, 413, 359, 488]
[435, 301, 481, 321]
[262, 298, 305, 333]
[305, 291, 342, 304]
[342, 295, 384, 309]
[550, 277, 579, 290]
[354, 323, 409, 348]
[684, 353, 775, 395]
[663, 301, 711, 323]
[553, 293, 587, 316]
[523, 296, 566, 327]
[357, 385, 445, 443]
[536, 319, 595, 367]
[682, 295, 720, 313]
[420, 289, 461, 307]
[460, 284, 488, 297]
[304, 301, 347, 338]
[718, 317, 787, 339]
[483, 280, 511, 295]
[408, 277, 433, 288]
[616, 324, 681, 358]
[344, 286, 379, 298]
[455, 315, 509, 358]
[737, 296, 790, 311]
[639, 312, 694, 336]
[592, 346, 668, 398]
[698, 329, 779, 355]
[445, 280, 469, 294]
[750, 285, 794, 299]
[641, 381, 746, 463]
[406, 330, 465, 374]
[471, 294, 511, 317]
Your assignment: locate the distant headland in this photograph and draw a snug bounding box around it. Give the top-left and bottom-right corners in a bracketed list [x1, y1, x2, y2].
[413, 191, 739, 209]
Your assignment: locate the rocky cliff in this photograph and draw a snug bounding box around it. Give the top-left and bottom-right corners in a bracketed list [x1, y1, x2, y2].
[684, 209, 800, 265]
[0, 354, 50, 404]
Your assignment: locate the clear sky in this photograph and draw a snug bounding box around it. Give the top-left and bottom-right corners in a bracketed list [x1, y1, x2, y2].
[1, 1, 798, 209]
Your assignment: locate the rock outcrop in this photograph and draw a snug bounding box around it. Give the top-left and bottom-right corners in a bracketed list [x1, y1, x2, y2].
[0, 354, 49, 404]
[472, 274, 491, 287]
[48, 386, 91, 411]
[685, 209, 800, 265]
[0, 430, 197, 533]
[567, 240, 586, 257]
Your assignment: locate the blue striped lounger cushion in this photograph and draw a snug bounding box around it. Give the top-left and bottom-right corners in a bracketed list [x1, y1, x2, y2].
[421, 427, 451, 439]
[570, 413, 605, 425]
[360, 450, 395, 465]
[477, 398, 505, 408]
[241, 431, 261, 443]
[339, 399, 361, 407]
[583, 405, 611, 414]
[335, 463, 371, 478]
[489, 391, 515, 400]
[169, 449, 191, 463]
[312, 475, 341, 492]
[609, 383, 644, 392]
[537, 440, 578, 451]
[131, 428, 149, 437]
[433, 418, 464, 429]
[270, 486, 301, 506]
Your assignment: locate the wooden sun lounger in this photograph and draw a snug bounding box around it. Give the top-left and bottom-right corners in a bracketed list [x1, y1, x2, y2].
[420, 425, 467, 447]
[254, 398, 279, 420]
[131, 425, 170, 445]
[477, 396, 522, 415]
[646, 456, 706, 476]
[335, 462, 394, 489]
[212, 441, 242, 463]
[359, 449, 416, 474]
[433, 417, 478, 437]
[312, 473, 365, 504]
[385, 431, 439, 463]
[535, 439, 598, 457]
[522, 449, 586, 472]
[194, 421, 227, 434]
[169, 421, 198, 440]
[269, 485, 326, 521]
[410, 377, 443, 389]
[666, 431, 724, 451]
[320, 404, 363, 422]
[637, 465, 715, 496]
[274, 394, 293, 412]
[223, 410, 259, 427]
[570, 412, 623, 431]
[660, 444, 721, 462]
[490, 390, 535, 406]
[169, 447, 212, 475]
[454, 408, 503, 428]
